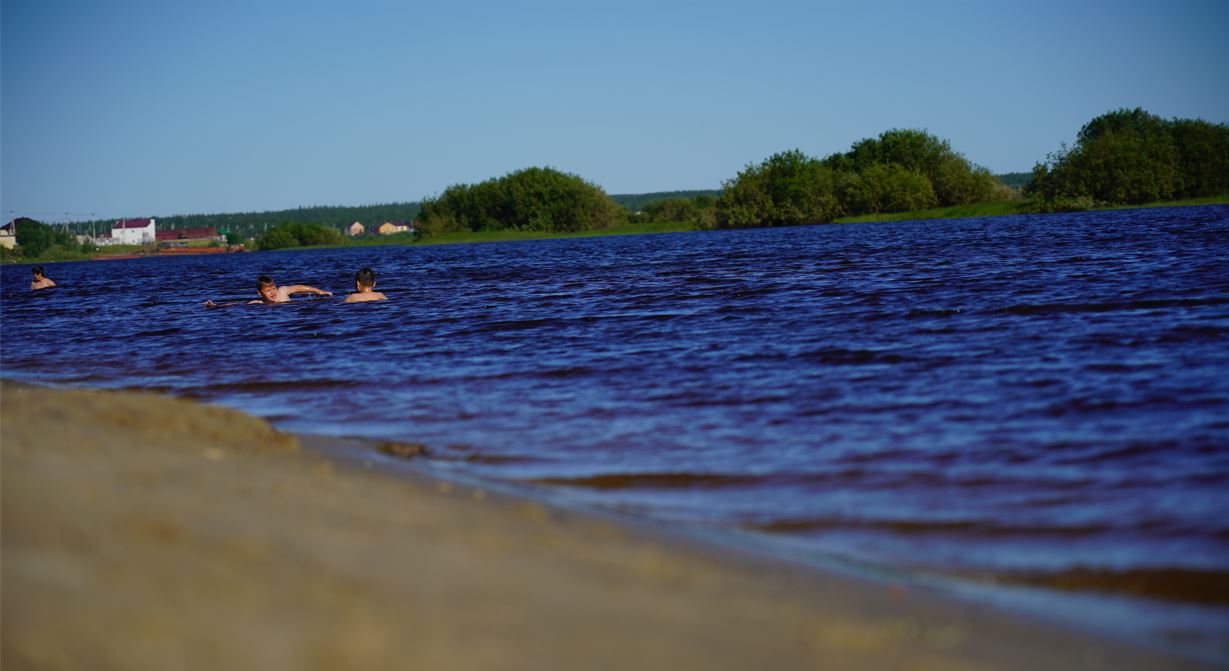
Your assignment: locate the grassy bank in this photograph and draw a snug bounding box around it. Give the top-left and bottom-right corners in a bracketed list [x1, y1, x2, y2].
[834, 201, 1032, 224]
[2, 243, 156, 265]
[8, 195, 1223, 264]
[834, 194, 1228, 224]
[412, 220, 699, 246]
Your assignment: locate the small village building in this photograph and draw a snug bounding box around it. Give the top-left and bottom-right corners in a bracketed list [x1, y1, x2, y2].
[0, 221, 16, 250]
[155, 226, 222, 243]
[378, 221, 412, 235]
[347, 221, 365, 236]
[111, 218, 157, 245]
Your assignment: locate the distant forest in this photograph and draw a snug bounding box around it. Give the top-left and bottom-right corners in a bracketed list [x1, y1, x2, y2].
[63, 191, 721, 239]
[610, 190, 721, 212]
[63, 203, 424, 240]
[59, 182, 1040, 240]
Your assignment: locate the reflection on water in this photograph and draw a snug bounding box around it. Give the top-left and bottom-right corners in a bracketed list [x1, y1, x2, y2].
[4, 205, 1229, 658]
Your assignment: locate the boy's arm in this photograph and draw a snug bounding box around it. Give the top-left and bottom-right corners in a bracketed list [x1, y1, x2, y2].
[282, 285, 332, 296]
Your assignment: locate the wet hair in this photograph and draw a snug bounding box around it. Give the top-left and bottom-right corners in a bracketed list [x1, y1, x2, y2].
[32, 266, 44, 277]
[256, 275, 275, 289]
[355, 267, 376, 289]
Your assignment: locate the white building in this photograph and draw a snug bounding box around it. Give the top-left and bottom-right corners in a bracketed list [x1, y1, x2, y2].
[0, 221, 16, 250]
[111, 218, 157, 244]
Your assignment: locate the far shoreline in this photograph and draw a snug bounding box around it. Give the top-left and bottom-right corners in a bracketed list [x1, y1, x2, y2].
[4, 195, 1225, 266]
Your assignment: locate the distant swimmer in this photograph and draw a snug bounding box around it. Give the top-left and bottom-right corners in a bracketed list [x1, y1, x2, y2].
[30, 266, 56, 290]
[344, 267, 388, 303]
[203, 274, 331, 307]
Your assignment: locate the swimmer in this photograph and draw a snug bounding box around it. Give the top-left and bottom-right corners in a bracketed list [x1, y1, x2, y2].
[343, 267, 388, 303]
[30, 266, 56, 290]
[203, 275, 331, 307]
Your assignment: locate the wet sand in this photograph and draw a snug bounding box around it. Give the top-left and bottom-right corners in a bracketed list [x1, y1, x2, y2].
[0, 382, 1210, 670]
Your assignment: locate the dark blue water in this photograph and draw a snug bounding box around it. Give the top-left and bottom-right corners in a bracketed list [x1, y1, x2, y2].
[4, 206, 1228, 656]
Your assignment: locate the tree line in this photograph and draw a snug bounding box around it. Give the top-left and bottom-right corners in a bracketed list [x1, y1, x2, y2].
[1026, 108, 1229, 210]
[14, 107, 1227, 257]
[62, 203, 424, 241]
[714, 129, 1012, 228]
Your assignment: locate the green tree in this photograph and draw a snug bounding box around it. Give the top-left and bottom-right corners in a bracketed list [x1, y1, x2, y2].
[861, 164, 938, 214]
[15, 219, 56, 257]
[256, 222, 343, 250]
[715, 150, 839, 228]
[1171, 118, 1229, 197]
[824, 129, 1000, 209]
[419, 167, 626, 235]
[1027, 108, 1226, 208]
[643, 198, 698, 222]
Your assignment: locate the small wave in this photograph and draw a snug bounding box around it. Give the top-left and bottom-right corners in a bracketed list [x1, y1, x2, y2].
[133, 328, 183, 337]
[996, 566, 1229, 606]
[1046, 441, 1171, 466]
[903, 307, 965, 319]
[194, 379, 364, 395]
[800, 347, 908, 366]
[1157, 324, 1229, 344]
[528, 472, 764, 490]
[1001, 296, 1229, 316]
[447, 317, 568, 335]
[745, 516, 1111, 538]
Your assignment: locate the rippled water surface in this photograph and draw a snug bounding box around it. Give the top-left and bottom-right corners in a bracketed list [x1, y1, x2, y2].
[4, 206, 1228, 655]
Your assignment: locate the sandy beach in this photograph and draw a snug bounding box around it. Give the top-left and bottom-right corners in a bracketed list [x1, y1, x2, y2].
[0, 381, 1210, 670]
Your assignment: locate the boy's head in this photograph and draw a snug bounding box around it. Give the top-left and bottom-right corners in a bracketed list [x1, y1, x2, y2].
[32, 266, 45, 279]
[355, 267, 376, 291]
[256, 275, 278, 302]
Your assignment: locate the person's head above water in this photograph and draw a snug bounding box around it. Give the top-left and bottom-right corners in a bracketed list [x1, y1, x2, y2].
[30, 266, 56, 290]
[256, 275, 278, 303]
[344, 267, 387, 302]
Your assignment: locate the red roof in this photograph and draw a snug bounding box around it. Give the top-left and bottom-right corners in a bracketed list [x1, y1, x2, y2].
[115, 219, 154, 229]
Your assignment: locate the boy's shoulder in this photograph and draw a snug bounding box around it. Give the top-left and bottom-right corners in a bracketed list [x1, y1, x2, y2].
[344, 291, 387, 303]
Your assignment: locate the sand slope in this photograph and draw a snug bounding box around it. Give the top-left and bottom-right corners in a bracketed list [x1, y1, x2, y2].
[0, 382, 1206, 670]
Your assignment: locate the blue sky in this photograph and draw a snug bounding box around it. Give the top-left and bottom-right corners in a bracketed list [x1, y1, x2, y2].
[3, 0, 1227, 221]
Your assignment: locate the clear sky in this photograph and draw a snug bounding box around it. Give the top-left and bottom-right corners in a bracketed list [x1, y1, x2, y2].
[3, 0, 1227, 222]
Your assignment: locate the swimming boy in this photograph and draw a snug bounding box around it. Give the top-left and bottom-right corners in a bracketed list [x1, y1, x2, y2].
[30, 267, 56, 290]
[250, 275, 332, 304]
[202, 275, 331, 307]
[344, 267, 388, 303]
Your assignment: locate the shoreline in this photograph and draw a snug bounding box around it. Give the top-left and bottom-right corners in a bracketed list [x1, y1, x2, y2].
[7, 197, 1225, 266]
[1, 380, 1214, 670]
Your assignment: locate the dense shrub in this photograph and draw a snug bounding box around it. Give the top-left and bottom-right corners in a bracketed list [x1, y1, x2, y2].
[1028, 108, 1229, 209]
[256, 222, 344, 250]
[12, 218, 78, 259]
[716, 130, 1005, 228]
[715, 150, 840, 227]
[418, 167, 626, 236]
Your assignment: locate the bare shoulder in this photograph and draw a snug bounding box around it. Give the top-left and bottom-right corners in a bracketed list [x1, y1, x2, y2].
[344, 292, 388, 303]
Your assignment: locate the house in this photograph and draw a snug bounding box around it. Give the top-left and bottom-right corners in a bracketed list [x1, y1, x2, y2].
[0, 220, 16, 250]
[111, 218, 157, 244]
[346, 221, 365, 236]
[378, 221, 412, 235]
[155, 227, 221, 242]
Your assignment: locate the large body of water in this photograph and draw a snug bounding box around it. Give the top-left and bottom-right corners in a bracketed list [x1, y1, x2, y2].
[4, 206, 1228, 660]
